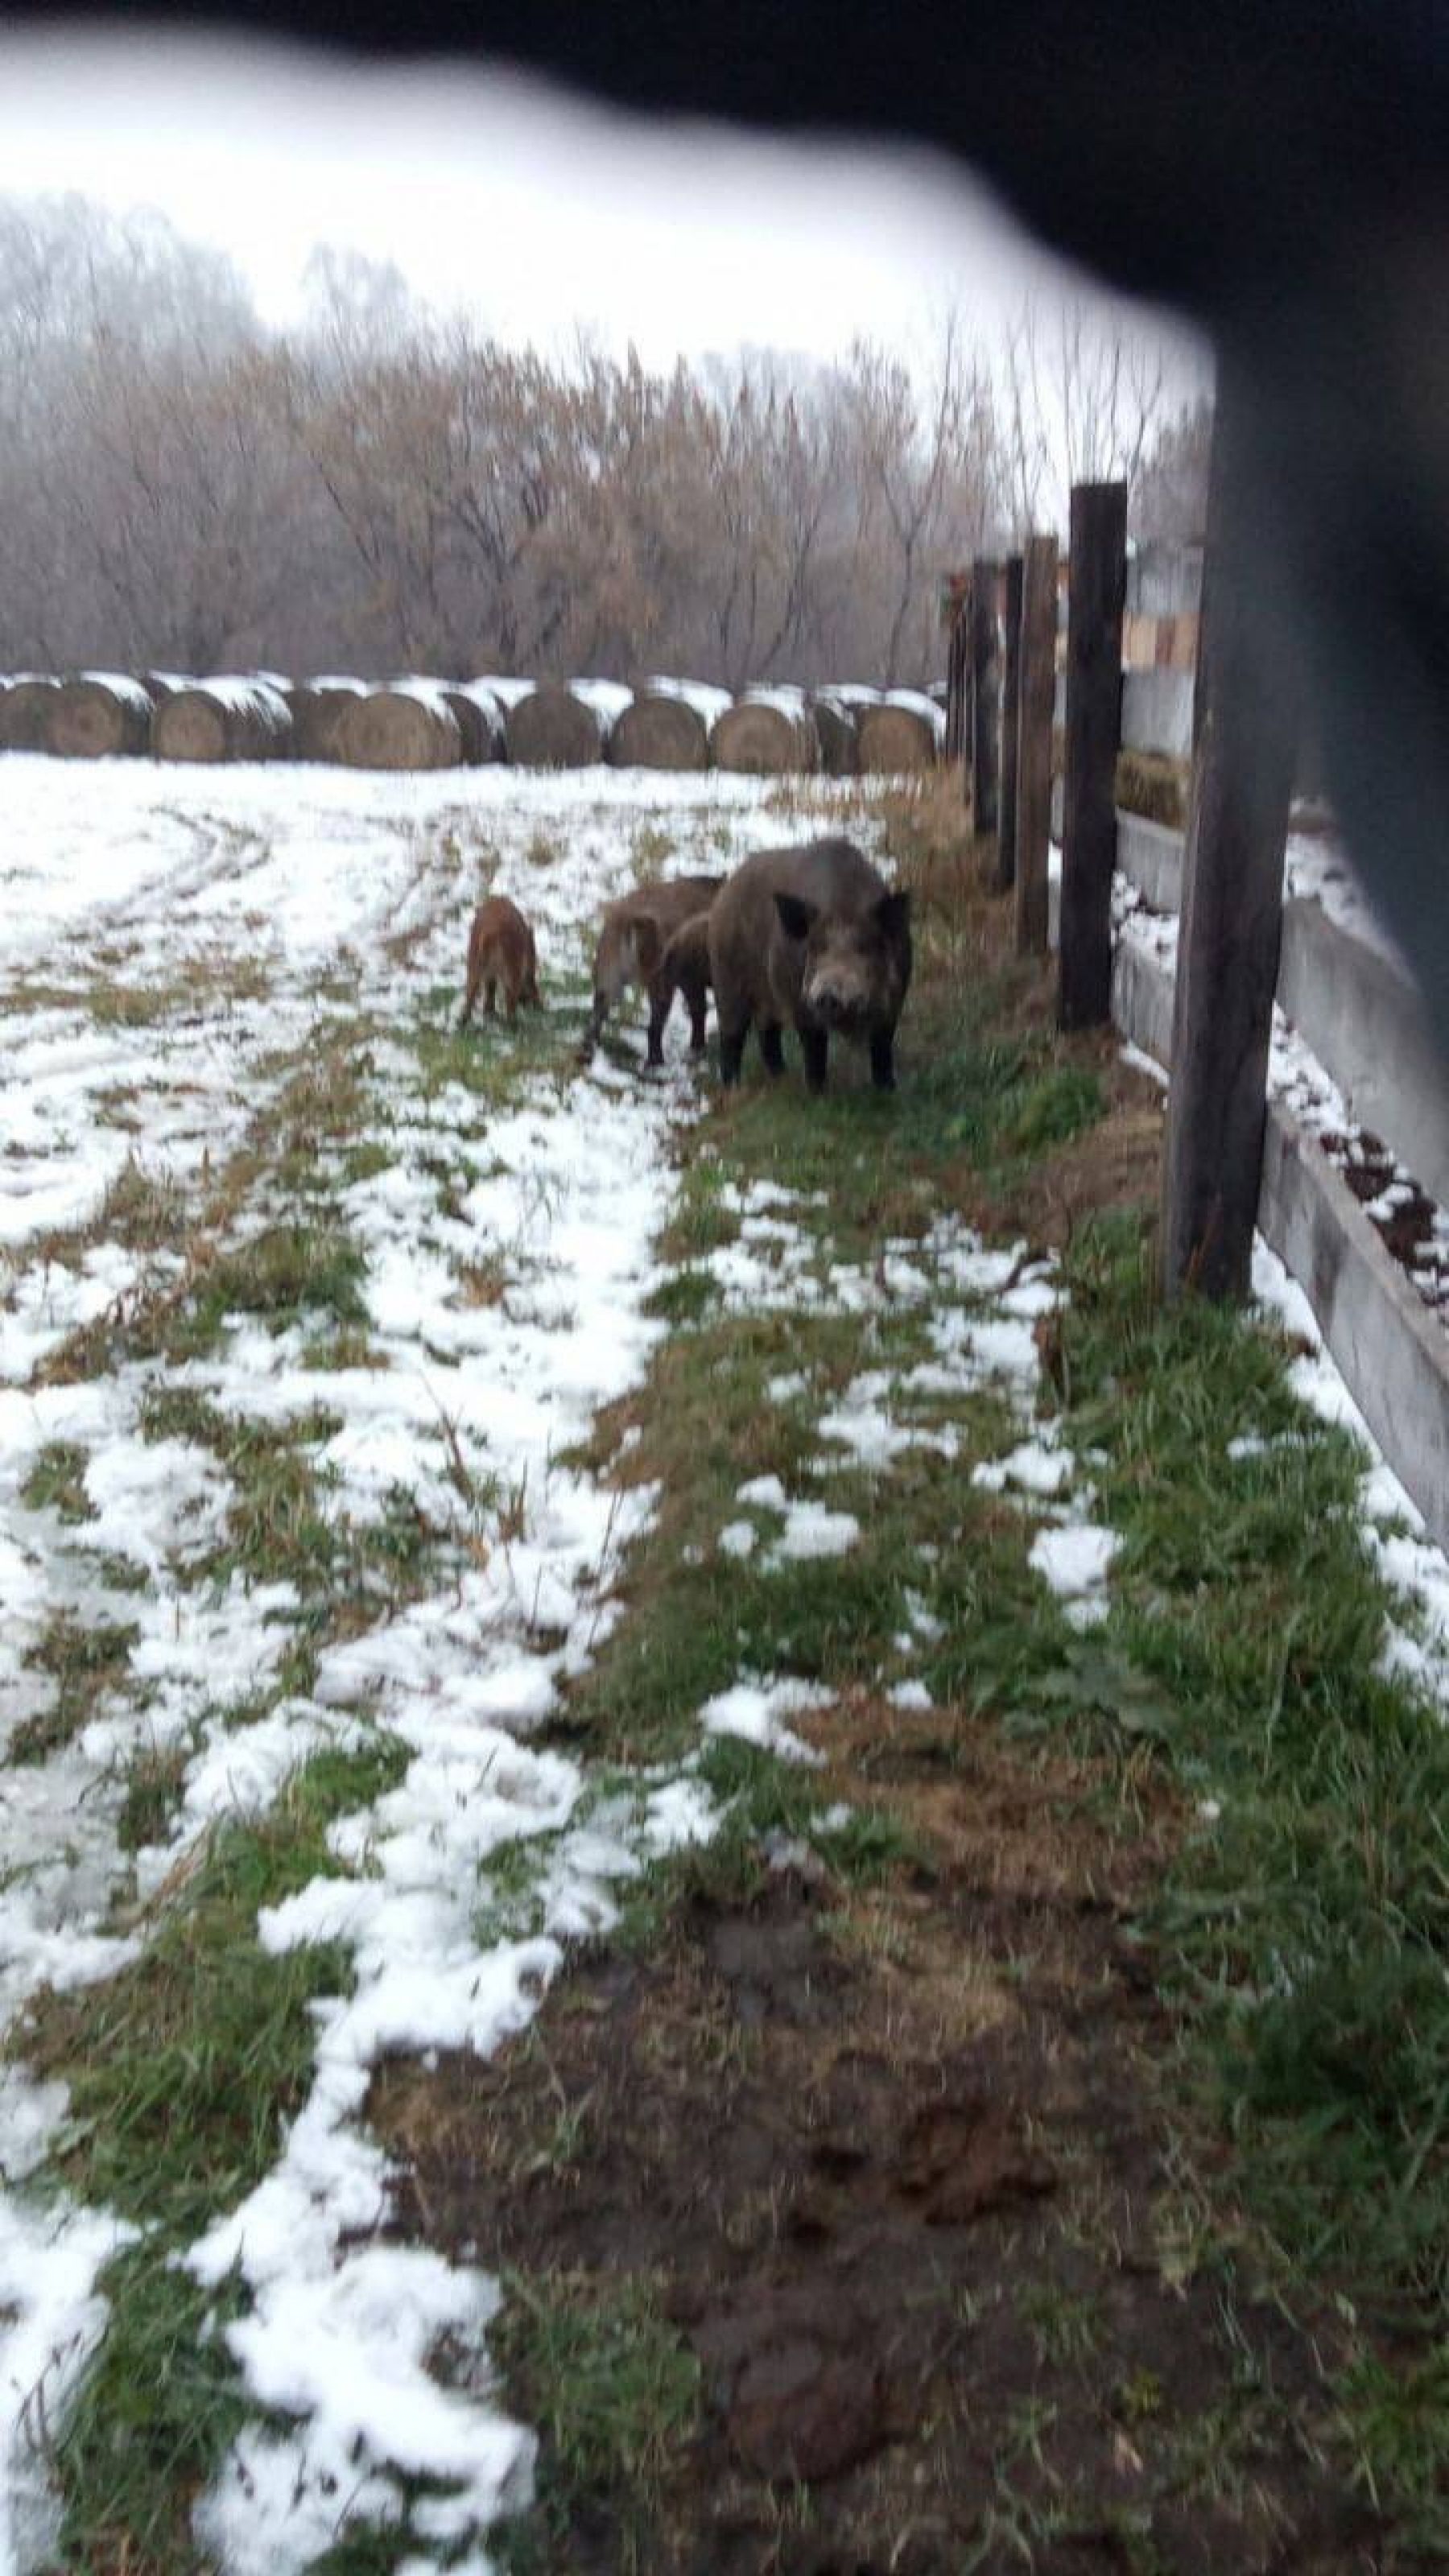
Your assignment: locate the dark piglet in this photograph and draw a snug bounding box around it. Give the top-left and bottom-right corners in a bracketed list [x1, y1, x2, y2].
[708, 836, 911, 1092]
[582, 874, 724, 1065]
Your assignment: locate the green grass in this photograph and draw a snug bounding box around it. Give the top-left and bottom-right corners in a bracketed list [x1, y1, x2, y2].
[115, 1740, 192, 1853]
[26, 1738, 409, 2570]
[19, 1439, 93, 1522]
[1043, 1208, 1449, 2516]
[491, 2270, 700, 2567]
[52, 2252, 254, 2574]
[16, 1612, 140, 1763]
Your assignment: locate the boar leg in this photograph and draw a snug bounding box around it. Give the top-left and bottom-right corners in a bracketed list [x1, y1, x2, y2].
[579, 989, 609, 1059]
[869, 1031, 897, 1091]
[800, 1027, 829, 1093]
[687, 976, 708, 1055]
[719, 1014, 750, 1087]
[758, 1022, 785, 1076]
[645, 971, 671, 1067]
[485, 978, 497, 1018]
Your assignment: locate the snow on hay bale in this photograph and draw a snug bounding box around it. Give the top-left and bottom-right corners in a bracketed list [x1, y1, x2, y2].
[439, 682, 506, 765]
[332, 680, 464, 771]
[152, 677, 292, 764]
[48, 672, 155, 759]
[855, 687, 945, 774]
[506, 679, 628, 768]
[609, 678, 732, 771]
[710, 686, 819, 774]
[0, 677, 60, 751]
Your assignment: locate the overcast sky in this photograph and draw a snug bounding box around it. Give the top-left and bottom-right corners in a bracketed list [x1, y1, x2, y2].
[0, 27, 1208, 391]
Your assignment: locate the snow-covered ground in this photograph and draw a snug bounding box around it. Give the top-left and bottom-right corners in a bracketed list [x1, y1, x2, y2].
[0, 758, 859, 2571]
[5, 754, 1449, 2574]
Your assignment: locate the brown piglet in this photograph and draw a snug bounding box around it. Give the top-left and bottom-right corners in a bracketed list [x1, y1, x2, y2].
[458, 894, 541, 1027]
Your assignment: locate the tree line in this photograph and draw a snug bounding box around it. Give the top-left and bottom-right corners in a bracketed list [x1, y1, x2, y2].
[0, 196, 1212, 688]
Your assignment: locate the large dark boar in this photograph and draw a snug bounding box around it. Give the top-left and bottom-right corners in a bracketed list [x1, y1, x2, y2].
[582, 874, 724, 1065]
[708, 837, 911, 1092]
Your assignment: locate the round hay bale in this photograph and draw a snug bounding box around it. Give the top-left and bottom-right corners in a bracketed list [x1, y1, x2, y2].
[710, 689, 819, 775]
[0, 677, 60, 751]
[809, 692, 863, 778]
[609, 690, 711, 771]
[855, 693, 940, 774]
[287, 679, 365, 762]
[506, 683, 609, 769]
[152, 679, 292, 764]
[332, 684, 463, 771]
[48, 673, 154, 759]
[439, 684, 506, 765]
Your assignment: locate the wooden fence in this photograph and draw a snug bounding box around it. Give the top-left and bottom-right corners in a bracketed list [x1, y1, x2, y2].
[946, 442, 1449, 1547]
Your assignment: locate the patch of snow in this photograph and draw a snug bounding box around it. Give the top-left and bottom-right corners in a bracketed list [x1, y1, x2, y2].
[700, 1676, 832, 1763]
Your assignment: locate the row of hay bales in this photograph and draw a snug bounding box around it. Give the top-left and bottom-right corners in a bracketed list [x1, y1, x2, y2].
[0, 669, 947, 776]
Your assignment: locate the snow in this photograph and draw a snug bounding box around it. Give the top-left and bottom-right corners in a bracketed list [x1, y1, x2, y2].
[469, 675, 534, 708]
[641, 675, 733, 729]
[737, 684, 807, 720]
[0, 755, 875, 2568]
[814, 683, 881, 710]
[1252, 1241, 1449, 1705]
[568, 677, 633, 728]
[180, 676, 291, 729]
[76, 671, 154, 716]
[1029, 1522, 1119, 1629]
[770, 1500, 861, 1562]
[700, 1677, 831, 1762]
[881, 687, 947, 746]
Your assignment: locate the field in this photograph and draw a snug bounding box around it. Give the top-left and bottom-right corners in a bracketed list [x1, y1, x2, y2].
[2, 756, 1449, 2574]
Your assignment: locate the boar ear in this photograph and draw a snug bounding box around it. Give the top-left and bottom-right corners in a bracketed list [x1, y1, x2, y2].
[875, 890, 911, 941]
[774, 893, 819, 942]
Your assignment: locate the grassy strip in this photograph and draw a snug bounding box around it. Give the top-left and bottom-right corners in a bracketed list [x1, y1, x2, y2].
[1051, 1211, 1449, 2527]
[490, 2273, 701, 2574]
[15, 1744, 405, 2567]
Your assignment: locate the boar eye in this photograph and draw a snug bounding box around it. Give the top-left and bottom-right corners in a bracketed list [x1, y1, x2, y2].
[774, 894, 818, 941]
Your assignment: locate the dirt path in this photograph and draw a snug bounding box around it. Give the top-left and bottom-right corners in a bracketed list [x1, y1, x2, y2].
[365, 848, 1418, 2575]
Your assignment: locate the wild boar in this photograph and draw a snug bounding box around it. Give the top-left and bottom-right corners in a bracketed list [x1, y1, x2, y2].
[708, 836, 911, 1092]
[653, 910, 714, 1059]
[458, 894, 541, 1026]
[582, 873, 724, 1063]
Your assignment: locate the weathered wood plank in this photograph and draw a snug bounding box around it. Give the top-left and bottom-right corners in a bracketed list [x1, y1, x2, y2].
[1013, 535, 1057, 952]
[1159, 386, 1299, 1301]
[1059, 481, 1127, 1029]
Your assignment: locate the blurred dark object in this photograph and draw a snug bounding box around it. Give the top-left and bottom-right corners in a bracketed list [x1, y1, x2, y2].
[12, 0, 1447, 1017]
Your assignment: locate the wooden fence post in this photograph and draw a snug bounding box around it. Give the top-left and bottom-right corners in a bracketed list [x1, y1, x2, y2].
[1013, 534, 1058, 953]
[996, 552, 1024, 892]
[943, 575, 969, 770]
[1058, 481, 1127, 1028]
[970, 557, 1001, 836]
[1160, 383, 1300, 1302]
